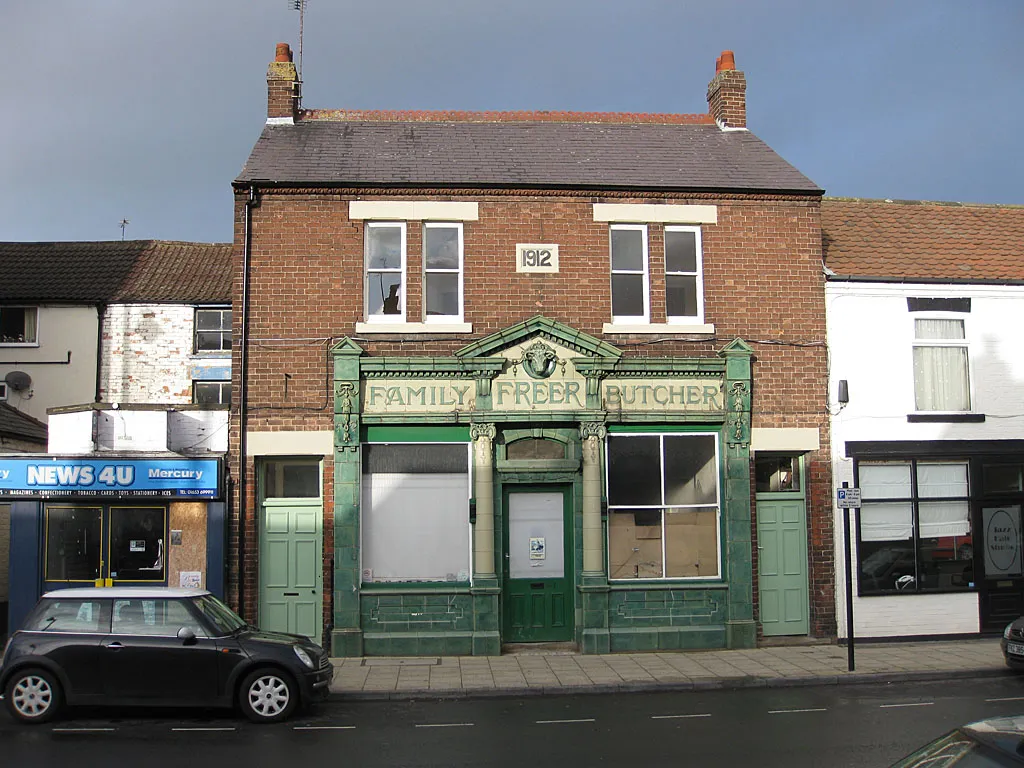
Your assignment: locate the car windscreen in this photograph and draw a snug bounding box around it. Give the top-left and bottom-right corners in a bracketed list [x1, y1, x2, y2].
[190, 594, 247, 636]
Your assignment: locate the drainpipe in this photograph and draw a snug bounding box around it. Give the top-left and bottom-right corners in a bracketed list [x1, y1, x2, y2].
[238, 185, 258, 618]
[94, 303, 106, 402]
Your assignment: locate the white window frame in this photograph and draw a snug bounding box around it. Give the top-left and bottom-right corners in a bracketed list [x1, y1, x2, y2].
[605, 431, 723, 582]
[365, 221, 407, 323]
[911, 314, 972, 413]
[0, 305, 39, 346]
[194, 306, 232, 354]
[360, 441, 473, 584]
[664, 225, 705, 323]
[609, 224, 650, 324]
[423, 222, 464, 323]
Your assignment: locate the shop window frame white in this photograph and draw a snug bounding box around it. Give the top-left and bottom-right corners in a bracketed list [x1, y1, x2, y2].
[911, 314, 972, 413]
[422, 222, 464, 323]
[0, 305, 39, 346]
[664, 225, 706, 324]
[608, 224, 650, 324]
[364, 221, 407, 323]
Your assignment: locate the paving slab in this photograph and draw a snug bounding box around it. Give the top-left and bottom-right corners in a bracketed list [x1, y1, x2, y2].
[328, 637, 1012, 700]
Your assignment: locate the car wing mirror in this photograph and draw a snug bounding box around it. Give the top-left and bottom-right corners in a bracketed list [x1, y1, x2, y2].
[177, 627, 197, 645]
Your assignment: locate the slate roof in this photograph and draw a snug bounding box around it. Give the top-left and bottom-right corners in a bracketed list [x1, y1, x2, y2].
[0, 241, 233, 303]
[0, 402, 47, 445]
[822, 198, 1024, 282]
[235, 116, 821, 194]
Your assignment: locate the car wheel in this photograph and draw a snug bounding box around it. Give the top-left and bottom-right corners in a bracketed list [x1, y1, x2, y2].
[4, 668, 63, 724]
[239, 669, 297, 723]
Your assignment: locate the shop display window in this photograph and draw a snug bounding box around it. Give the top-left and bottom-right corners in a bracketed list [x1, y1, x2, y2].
[856, 460, 973, 594]
[361, 443, 470, 583]
[607, 433, 721, 580]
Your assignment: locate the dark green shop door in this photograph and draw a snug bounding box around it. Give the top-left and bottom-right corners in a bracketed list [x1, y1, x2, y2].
[502, 488, 573, 643]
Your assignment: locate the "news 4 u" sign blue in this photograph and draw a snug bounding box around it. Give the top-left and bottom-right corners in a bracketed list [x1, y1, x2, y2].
[0, 458, 220, 499]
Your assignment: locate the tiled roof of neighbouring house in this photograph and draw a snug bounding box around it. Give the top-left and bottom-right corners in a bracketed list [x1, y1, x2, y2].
[0, 241, 233, 303]
[235, 118, 821, 194]
[823, 198, 1024, 282]
[0, 402, 47, 445]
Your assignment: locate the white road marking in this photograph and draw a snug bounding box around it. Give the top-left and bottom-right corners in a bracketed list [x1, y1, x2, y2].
[651, 713, 713, 720]
[52, 728, 116, 732]
[769, 708, 828, 714]
[879, 702, 934, 709]
[294, 725, 357, 730]
[987, 697, 1024, 703]
[536, 718, 596, 724]
[171, 727, 237, 732]
[415, 723, 474, 728]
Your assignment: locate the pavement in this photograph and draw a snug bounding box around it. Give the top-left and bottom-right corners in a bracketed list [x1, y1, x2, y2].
[328, 637, 1015, 700]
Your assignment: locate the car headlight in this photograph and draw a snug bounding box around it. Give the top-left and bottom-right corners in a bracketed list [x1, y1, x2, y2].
[1005, 623, 1014, 640]
[293, 646, 315, 669]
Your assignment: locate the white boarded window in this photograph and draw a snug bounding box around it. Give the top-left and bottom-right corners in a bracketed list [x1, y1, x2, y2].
[913, 318, 970, 411]
[361, 443, 470, 583]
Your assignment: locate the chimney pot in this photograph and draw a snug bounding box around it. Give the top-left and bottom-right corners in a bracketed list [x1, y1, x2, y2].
[715, 55, 722, 74]
[275, 43, 293, 63]
[720, 50, 735, 71]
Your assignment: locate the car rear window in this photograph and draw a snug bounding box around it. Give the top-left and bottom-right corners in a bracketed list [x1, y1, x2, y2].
[24, 599, 108, 633]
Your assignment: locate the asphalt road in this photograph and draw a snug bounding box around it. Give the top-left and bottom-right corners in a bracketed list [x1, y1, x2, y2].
[3, 677, 1024, 768]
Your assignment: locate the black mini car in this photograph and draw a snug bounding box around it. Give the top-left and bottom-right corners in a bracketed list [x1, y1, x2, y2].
[0, 587, 332, 724]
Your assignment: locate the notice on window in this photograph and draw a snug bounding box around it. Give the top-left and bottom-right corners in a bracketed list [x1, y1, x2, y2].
[179, 571, 202, 589]
[983, 506, 1022, 577]
[129, 539, 146, 552]
[530, 537, 546, 560]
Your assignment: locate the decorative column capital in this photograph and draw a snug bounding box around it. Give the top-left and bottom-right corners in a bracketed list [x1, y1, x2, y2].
[470, 423, 496, 441]
[579, 422, 607, 441]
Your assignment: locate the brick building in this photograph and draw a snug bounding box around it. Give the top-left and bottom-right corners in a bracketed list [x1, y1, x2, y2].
[230, 44, 834, 655]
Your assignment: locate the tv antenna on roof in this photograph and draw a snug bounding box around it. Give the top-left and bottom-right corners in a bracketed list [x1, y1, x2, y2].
[291, 0, 305, 106]
[120, 219, 129, 240]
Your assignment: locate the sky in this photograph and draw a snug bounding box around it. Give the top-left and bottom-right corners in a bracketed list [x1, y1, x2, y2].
[2, 0, 1022, 245]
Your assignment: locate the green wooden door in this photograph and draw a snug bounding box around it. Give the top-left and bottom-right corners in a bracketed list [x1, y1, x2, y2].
[757, 496, 809, 636]
[502, 487, 573, 643]
[259, 499, 323, 645]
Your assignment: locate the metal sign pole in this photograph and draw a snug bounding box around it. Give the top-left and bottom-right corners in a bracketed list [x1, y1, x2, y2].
[841, 481, 856, 672]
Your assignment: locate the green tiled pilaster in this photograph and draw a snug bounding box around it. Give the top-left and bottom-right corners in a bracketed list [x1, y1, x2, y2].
[719, 339, 756, 648]
[330, 337, 364, 657]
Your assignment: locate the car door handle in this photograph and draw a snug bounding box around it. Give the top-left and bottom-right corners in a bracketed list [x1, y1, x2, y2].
[105, 641, 124, 650]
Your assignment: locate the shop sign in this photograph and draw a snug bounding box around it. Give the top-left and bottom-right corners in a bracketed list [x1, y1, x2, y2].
[603, 378, 723, 412]
[362, 380, 476, 414]
[0, 458, 220, 499]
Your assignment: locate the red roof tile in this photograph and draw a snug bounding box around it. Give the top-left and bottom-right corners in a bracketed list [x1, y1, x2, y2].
[823, 198, 1024, 282]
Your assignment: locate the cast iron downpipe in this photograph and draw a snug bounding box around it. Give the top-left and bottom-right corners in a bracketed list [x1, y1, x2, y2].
[237, 185, 258, 618]
[94, 303, 105, 402]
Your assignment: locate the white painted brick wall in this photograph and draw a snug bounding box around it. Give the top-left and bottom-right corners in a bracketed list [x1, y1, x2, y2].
[828, 282, 1024, 637]
[102, 305, 229, 404]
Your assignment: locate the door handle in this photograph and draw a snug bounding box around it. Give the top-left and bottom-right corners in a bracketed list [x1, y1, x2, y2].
[105, 642, 124, 650]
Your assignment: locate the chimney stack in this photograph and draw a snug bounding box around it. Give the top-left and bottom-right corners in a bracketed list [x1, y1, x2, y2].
[707, 50, 746, 129]
[267, 42, 299, 123]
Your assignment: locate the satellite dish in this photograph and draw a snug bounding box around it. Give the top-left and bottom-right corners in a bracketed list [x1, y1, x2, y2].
[5, 371, 32, 391]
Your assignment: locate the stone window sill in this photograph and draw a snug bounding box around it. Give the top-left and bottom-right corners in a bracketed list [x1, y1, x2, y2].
[602, 322, 715, 335]
[355, 322, 473, 335]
